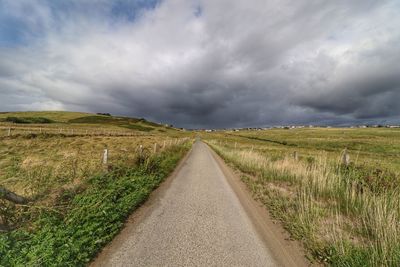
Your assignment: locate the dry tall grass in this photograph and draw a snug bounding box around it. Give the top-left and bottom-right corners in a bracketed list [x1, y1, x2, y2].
[208, 140, 400, 266]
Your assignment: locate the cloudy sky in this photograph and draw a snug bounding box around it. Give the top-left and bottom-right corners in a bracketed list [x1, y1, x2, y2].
[0, 0, 399, 128]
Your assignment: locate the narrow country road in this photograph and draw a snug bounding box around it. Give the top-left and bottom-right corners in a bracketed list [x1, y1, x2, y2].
[92, 141, 306, 267]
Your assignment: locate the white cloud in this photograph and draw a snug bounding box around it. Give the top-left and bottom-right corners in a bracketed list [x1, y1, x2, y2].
[0, 0, 399, 127]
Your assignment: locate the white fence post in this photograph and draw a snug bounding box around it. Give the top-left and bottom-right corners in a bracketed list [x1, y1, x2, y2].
[7, 127, 11, 136]
[103, 149, 108, 165]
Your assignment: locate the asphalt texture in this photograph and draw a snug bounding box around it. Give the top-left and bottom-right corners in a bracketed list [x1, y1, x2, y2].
[94, 141, 279, 266]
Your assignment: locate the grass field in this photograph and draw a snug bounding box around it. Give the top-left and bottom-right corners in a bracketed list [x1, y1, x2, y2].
[0, 111, 193, 266]
[0, 111, 176, 136]
[203, 128, 400, 267]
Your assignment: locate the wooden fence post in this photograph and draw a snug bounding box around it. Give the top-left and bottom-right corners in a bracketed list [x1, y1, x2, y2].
[7, 127, 11, 137]
[154, 143, 158, 153]
[138, 145, 143, 157]
[342, 148, 350, 166]
[294, 151, 298, 161]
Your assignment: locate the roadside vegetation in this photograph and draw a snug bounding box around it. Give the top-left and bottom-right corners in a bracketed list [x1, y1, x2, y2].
[0, 111, 192, 266]
[204, 128, 400, 267]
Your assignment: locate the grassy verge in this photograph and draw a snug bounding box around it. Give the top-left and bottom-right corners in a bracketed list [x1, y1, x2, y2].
[207, 140, 400, 266]
[0, 143, 191, 266]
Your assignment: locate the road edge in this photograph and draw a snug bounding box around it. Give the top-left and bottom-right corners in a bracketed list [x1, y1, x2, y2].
[207, 143, 311, 267]
[90, 144, 194, 266]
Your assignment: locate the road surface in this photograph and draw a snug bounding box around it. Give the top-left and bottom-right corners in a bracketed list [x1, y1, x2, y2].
[92, 141, 306, 267]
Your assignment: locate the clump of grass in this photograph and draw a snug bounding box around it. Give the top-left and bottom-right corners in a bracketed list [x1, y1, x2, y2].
[208, 140, 400, 266]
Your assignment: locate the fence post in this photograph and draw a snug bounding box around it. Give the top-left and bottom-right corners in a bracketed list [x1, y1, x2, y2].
[138, 145, 143, 157]
[7, 127, 11, 137]
[293, 151, 298, 161]
[154, 143, 158, 153]
[342, 148, 350, 166]
[234, 142, 237, 149]
[103, 149, 108, 165]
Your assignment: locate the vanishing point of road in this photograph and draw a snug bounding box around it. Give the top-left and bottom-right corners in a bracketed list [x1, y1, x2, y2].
[92, 141, 307, 267]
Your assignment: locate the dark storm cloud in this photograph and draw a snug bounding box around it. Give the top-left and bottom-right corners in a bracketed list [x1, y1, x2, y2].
[295, 38, 400, 121]
[0, 0, 399, 128]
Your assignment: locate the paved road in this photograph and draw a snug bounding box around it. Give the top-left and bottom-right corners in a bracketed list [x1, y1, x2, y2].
[94, 141, 279, 266]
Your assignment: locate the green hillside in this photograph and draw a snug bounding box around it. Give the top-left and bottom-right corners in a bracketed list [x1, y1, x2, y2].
[0, 111, 173, 132]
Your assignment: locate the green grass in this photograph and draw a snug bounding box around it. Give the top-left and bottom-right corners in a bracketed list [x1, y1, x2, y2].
[68, 114, 161, 131]
[67, 115, 139, 124]
[204, 128, 400, 266]
[122, 124, 154, 132]
[0, 111, 183, 137]
[0, 143, 191, 266]
[0, 111, 166, 131]
[208, 128, 400, 173]
[1, 117, 55, 124]
[0, 111, 92, 123]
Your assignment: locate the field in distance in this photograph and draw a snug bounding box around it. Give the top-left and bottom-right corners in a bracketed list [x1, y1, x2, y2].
[0, 111, 193, 266]
[203, 127, 400, 266]
[0, 110, 177, 134]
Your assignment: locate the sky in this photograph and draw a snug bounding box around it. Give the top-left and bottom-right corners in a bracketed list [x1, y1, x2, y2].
[0, 0, 399, 129]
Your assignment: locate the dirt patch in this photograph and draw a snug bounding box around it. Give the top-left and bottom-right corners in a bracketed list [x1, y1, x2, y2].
[21, 156, 42, 169]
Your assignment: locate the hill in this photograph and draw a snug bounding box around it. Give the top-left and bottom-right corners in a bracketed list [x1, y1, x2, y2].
[0, 111, 175, 133]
